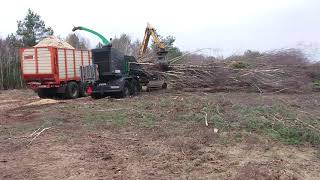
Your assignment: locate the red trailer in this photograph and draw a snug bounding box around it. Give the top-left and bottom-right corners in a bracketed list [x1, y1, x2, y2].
[21, 46, 93, 98]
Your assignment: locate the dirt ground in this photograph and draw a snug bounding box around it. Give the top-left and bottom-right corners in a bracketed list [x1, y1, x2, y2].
[0, 89, 319, 179]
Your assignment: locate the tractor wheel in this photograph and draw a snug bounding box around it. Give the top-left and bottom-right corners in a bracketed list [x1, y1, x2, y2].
[131, 79, 141, 96]
[118, 81, 130, 98]
[91, 93, 102, 99]
[65, 82, 79, 99]
[79, 82, 89, 97]
[162, 82, 167, 89]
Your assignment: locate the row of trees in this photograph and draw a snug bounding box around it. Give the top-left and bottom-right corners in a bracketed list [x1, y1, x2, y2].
[0, 35, 23, 89]
[65, 34, 89, 49]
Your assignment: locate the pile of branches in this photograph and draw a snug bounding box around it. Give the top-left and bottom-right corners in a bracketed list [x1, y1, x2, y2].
[154, 49, 319, 93]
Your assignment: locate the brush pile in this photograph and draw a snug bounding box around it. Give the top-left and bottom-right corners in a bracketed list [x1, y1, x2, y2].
[152, 49, 320, 93]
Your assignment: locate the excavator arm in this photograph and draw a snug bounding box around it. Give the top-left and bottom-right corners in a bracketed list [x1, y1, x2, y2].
[139, 23, 166, 57]
[72, 26, 110, 46]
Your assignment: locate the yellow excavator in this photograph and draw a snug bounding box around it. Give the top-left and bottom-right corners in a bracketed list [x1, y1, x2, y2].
[138, 23, 168, 90]
[138, 23, 168, 69]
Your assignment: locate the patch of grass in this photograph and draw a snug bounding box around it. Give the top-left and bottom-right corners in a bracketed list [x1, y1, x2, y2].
[83, 110, 128, 127]
[0, 122, 39, 137]
[313, 79, 320, 86]
[137, 112, 157, 128]
[0, 110, 69, 138]
[267, 123, 320, 145]
[232, 104, 320, 145]
[234, 131, 243, 141]
[41, 116, 67, 127]
[81, 106, 159, 129]
[175, 112, 203, 122]
[142, 95, 320, 146]
[136, 101, 155, 110]
[210, 114, 228, 129]
[313, 79, 320, 91]
[159, 98, 174, 108]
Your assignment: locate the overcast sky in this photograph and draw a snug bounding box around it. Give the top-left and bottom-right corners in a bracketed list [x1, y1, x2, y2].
[1, 0, 319, 58]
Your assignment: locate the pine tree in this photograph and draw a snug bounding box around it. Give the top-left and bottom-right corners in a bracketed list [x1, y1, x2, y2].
[16, 9, 54, 46]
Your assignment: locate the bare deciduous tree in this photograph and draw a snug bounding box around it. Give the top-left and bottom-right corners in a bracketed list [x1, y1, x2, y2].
[65, 33, 89, 49]
[0, 35, 24, 90]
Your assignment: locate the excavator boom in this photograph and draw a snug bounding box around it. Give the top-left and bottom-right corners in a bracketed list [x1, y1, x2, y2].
[72, 26, 110, 46]
[139, 23, 166, 57]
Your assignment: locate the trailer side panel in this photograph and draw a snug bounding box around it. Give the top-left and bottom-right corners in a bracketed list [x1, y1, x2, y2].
[22, 47, 91, 84]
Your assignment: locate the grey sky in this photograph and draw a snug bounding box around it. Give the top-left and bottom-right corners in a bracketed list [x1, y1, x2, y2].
[1, 0, 319, 58]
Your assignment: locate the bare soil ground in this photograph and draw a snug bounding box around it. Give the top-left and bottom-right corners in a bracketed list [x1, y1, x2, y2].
[0, 89, 319, 179]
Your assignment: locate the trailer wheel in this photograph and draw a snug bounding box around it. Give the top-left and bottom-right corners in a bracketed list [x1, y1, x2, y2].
[37, 88, 56, 98]
[37, 89, 48, 98]
[80, 82, 89, 97]
[66, 81, 79, 99]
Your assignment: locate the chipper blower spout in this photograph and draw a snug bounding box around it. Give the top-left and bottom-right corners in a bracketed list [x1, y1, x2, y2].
[72, 26, 111, 46]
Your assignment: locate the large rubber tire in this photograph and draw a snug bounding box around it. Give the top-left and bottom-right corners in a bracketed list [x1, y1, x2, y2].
[37, 88, 48, 98]
[91, 93, 102, 99]
[37, 88, 56, 98]
[162, 82, 167, 89]
[131, 79, 141, 96]
[65, 82, 79, 99]
[146, 86, 150, 92]
[79, 82, 89, 97]
[118, 81, 130, 98]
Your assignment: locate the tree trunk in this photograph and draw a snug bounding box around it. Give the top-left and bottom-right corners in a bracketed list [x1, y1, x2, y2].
[0, 57, 3, 90]
[12, 57, 16, 88]
[8, 56, 11, 89]
[18, 53, 23, 88]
